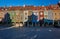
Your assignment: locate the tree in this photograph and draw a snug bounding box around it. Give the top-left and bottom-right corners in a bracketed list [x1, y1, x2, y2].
[58, 2, 60, 7]
[2, 13, 12, 26]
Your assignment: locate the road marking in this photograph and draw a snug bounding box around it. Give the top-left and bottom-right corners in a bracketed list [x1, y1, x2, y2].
[31, 34, 38, 39]
[23, 34, 26, 36]
[13, 34, 27, 39]
[36, 29, 40, 31]
[49, 29, 52, 32]
[0, 26, 15, 30]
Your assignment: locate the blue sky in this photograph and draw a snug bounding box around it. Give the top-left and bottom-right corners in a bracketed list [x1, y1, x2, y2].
[0, 0, 59, 7]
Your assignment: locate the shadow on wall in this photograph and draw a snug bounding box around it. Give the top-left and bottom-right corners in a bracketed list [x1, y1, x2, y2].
[1, 13, 12, 26]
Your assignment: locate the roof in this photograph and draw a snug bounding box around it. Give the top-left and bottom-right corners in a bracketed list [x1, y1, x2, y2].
[0, 5, 60, 11]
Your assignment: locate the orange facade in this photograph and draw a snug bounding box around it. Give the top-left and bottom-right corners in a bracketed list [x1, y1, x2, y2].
[39, 11, 44, 20]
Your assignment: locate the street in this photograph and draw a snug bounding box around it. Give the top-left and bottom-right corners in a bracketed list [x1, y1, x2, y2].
[0, 26, 60, 39]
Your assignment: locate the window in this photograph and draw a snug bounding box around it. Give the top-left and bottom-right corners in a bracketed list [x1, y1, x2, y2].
[59, 13, 60, 15]
[52, 13, 53, 15]
[0, 19, 2, 21]
[25, 18, 27, 19]
[5, 9, 7, 10]
[0, 13, 2, 15]
[44, 15, 48, 19]
[55, 13, 56, 15]
[21, 14, 23, 16]
[33, 12, 38, 16]
[16, 13, 19, 15]
[12, 17, 14, 19]
[25, 13, 27, 15]
[55, 17, 57, 20]
[54, 8, 56, 9]
[21, 17, 23, 20]
[33, 12, 36, 15]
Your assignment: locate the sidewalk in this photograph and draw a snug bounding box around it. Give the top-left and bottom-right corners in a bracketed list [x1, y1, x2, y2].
[0, 24, 13, 29]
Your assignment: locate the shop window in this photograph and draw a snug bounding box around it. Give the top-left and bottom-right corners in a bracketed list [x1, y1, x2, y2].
[29, 17, 32, 20]
[40, 17, 43, 20]
[16, 13, 19, 15]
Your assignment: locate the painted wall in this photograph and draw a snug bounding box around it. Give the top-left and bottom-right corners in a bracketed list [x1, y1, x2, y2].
[44, 9, 48, 19]
[8, 11, 16, 22]
[23, 10, 28, 22]
[39, 11, 44, 20]
[52, 9, 60, 20]
[48, 10, 53, 20]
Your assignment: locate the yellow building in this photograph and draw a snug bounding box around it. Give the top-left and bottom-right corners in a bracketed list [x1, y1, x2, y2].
[52, 9, 60, 20]
[0, 4, 60, 27]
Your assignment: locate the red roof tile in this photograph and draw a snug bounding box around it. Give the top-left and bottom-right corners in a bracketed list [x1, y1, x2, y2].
[0, 5, 60, 11]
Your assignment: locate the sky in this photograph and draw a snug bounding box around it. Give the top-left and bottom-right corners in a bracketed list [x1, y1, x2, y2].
[0, 0, 59, 7]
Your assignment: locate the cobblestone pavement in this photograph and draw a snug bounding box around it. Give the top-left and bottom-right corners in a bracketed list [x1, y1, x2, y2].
[0, 26, 60, 39]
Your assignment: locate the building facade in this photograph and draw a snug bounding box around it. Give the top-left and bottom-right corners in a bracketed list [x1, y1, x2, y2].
[0, 2, 60, 27]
